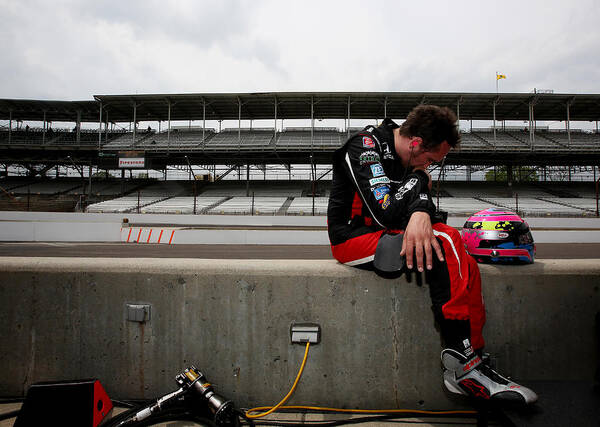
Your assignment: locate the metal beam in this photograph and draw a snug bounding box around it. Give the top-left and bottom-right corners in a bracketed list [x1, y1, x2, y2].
[202, 98, 206, 147]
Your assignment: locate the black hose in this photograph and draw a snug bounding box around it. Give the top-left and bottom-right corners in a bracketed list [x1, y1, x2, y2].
[0, 410, 21, 421]
[103, 401, 154, 427]
[237, 408, 484, 427]
[237, 413, 457, 426]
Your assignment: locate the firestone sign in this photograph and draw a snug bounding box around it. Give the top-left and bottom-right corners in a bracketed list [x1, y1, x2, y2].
[118, 158, 145, 168]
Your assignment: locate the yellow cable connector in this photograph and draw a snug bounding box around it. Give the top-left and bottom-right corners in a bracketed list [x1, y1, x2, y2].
[245, 340, 477, 419]
[245, 341, 311, 419]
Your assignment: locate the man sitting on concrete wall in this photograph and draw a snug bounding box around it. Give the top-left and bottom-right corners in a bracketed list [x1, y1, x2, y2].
[327, 105, 537, 404]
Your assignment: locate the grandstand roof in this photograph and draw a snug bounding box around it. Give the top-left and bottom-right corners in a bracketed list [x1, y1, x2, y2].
[2, 92, 600, 123]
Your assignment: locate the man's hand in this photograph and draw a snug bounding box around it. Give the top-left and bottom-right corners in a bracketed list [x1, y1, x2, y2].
[400, 211, 444, 272]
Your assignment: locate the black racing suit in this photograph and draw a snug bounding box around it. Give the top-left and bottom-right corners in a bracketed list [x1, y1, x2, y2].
[327, 118, 436, 247]
[327, 118, 485, 353]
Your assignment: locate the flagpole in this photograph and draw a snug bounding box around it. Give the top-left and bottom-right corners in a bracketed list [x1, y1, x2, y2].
[496, 71, 498, 94]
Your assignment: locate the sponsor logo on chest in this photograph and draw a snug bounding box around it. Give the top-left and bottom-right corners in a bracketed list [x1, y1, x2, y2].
[359, 150, 380, 165]
[370, 163, 385, 177]
[372, 185, 390, 200]
[369, 176, 391, 186]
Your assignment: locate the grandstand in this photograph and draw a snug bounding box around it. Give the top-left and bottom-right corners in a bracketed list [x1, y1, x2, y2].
[1, 91, 599, 216]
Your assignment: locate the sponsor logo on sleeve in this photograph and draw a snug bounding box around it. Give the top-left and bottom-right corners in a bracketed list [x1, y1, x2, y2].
[372, 185, 390, 200]
[394, 178, 418, 200]
[369, 176, 390, 186]
[362, 136, 375, 148]
[382, 142, 394, 160]
[370, 163, 384, 177]
[381, 193, 391, 210]
[419, 193, 429, 200]
[359, 150, 380, 165]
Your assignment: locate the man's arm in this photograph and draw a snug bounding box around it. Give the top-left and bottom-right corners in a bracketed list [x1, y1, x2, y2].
[400, 166, 443, 272]
[343, 133, 436, 229]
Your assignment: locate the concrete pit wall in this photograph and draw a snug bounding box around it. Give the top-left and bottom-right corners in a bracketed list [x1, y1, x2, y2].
[0, 258, 598, 410]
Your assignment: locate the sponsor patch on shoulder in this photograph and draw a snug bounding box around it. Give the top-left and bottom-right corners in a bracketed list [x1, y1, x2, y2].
[370, 163, 384, 177]
[381, 193, 391, 210]
[359, 150, 380, 165]
[369, 176, 390, 186]
[362, 136, 375, 148]
[419, 193, 429, 200]
[372, 185, 390, 200]
[394, 177, 419, 200]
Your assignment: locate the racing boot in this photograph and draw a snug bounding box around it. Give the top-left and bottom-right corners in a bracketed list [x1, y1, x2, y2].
[441, 348, 538, 404]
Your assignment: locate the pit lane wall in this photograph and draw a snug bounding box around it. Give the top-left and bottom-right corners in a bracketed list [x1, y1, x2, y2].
[0, 258, 598, 409]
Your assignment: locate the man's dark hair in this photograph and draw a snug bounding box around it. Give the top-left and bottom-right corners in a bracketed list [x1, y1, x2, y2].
[399, 105, 460, 150]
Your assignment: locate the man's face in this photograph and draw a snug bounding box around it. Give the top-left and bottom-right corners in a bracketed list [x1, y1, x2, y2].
[409, 141, 451, 169]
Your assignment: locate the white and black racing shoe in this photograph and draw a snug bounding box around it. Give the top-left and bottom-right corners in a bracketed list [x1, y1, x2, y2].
[441, 348, 538, 404]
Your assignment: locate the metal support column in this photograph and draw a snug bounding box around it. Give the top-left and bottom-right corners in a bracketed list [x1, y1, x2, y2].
[76, 110, 81, 145]
[566, 101, 571, 148]
[98, 104, 103, 149]
[202, 99, 206, 147]
[246, 164, 250, 197]
[105, 111, 109, 144]
[88, 162, 92, 200]
[8, 110, 11, 144]
[43, 111, 47, 144]
[238, 97, 242, 148]
[132, 102, 137, 145]
[492, 100, 496, 146]
[528, 102, 535, 147]
[347, 96, 351, 139]
[274, 96, 278, 142]
[167, 100, 171, 153]
[311, 96, 314, 153]
[383, 96, 388, 118]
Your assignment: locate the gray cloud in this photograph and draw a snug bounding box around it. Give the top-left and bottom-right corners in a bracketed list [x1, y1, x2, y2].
[1, 0, 598, 101]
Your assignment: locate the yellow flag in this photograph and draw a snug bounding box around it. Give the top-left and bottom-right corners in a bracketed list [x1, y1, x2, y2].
[497, 74, 506, 80]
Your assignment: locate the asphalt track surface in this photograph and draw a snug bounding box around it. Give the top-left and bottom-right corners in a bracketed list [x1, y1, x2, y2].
[0, 242, 599, 259]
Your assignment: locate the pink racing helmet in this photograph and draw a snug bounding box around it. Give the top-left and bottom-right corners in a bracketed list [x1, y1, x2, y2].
[460, 208, 535, 263]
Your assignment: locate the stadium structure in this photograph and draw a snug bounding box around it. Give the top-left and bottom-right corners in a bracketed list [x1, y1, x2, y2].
[1, 91, 599, 216]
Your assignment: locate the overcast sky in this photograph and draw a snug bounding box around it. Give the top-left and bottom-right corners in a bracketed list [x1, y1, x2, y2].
[2, 0, 599, 102]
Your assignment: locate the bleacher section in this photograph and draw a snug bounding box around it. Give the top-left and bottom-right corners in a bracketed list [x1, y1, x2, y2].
[5, 177, 598, 217]
[1, 179, 82, 195]
[204, 129, 275, 151]
[199, 181, 306, 197]
[134, 180, 190, 197]
[286, 197, 329, 215]
[101, 132, 151, 149]
[468, 130, 530, 151]
[205, 196, 288, 215]
[86, 195, 167, 213]
[276, 128, 344, 150]
[136, 129, 216, 151]
[140, 196, 227, 214]
[0, 128, 131, 146]
[3, 127, 598, 152]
